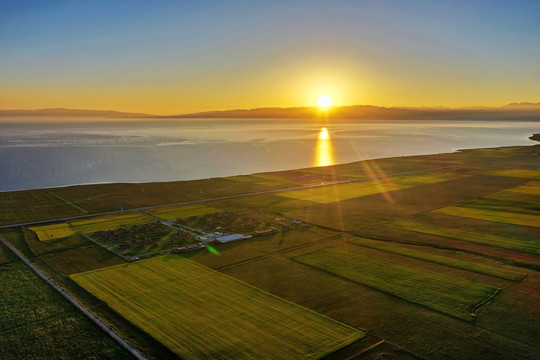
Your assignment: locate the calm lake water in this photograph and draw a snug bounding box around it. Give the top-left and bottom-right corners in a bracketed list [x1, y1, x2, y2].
[0, 117, 538, 191]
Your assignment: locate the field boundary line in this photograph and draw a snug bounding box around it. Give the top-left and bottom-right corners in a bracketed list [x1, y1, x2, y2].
[46, 190, 88, 214]
[0, 235, 147, 360]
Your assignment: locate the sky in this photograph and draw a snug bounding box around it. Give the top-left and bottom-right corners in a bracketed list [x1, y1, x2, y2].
[1, 0, 540, 115]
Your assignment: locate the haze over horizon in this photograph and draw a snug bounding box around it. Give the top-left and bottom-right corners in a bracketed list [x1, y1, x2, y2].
[2, 0, 540, 115]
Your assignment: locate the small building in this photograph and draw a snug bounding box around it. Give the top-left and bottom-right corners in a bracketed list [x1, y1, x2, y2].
[216, 234, 252, 244]
[254, 228, 278, 236]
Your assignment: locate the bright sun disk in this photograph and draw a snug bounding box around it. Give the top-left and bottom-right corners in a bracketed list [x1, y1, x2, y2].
[317, 94, 332, 108]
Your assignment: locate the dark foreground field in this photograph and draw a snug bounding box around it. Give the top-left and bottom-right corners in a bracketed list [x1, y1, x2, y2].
[1, 142, 539, 360]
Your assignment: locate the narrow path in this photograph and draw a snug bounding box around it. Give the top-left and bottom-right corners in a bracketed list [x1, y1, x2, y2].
[47, 190, 88, 213]
[0, 235, 147, 360]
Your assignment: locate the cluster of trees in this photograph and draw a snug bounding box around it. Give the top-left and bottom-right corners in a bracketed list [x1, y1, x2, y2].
[93, 222, 170, 251]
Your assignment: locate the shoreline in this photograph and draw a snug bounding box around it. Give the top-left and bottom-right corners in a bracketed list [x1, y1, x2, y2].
[1, 143, 537, 194]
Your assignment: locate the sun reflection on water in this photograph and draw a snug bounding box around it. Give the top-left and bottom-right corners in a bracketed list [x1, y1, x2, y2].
[315, 127, 334, 167]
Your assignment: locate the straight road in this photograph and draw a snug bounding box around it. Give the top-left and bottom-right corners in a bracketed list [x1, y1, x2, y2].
[0, 235, 147, 360]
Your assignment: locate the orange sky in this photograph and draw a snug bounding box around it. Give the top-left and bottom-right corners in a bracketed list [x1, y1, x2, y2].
[2, 1, 539, 115]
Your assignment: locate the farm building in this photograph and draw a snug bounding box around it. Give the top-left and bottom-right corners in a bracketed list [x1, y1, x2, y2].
[216, 234, 252, 243]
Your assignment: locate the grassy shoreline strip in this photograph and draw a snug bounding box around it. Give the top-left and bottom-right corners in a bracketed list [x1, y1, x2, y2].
[71, 255, 365, 360]
[388, 220, 540, 255]
[349, 237, 526, 281]
[293, 246, 500, 321]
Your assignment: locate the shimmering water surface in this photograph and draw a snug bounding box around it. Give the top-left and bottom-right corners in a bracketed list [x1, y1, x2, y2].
[0, 117, 537, 191]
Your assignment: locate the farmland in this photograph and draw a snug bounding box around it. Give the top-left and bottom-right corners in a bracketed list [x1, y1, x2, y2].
[27, 212, 154, 241]
[71, 255, 365, 360]
[348, 236, 527, 281]
[144, 204, 221, 220]
[0, 261, 130, 360]
[2, 143, 540, 360]
[29, 222, 77, 241]
[388, 220, 540, 255]
[69, 212, 154, 233]
[294, 246, 500, 321]
[434, 205, 540, 228]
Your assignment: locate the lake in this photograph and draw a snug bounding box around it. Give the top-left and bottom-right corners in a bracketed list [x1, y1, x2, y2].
[0, 117, 537, 191]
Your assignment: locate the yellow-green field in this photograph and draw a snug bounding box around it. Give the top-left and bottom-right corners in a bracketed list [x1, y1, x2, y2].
[71, 256, 365, 360]
[434, 206, 540, 228]
[278, 181, 409, 203]
[69, 212, 153, 234]
[294, 247, 500, 321]
[145, 204, 220, 220]
[29, 212, 154, 241]
[499, 181, 540, 195]
[488, 169, 540, 179]
[388, 220, 540, 255]
[278, 172, 463, 204]
[349, 237, 526, 281]
[28, 223, 77, 241]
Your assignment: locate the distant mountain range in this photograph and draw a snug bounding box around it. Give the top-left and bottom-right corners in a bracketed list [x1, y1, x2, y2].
[0, 108, 154, 117]
[1, 102, 540, 120]
[163, 102, 540, 120]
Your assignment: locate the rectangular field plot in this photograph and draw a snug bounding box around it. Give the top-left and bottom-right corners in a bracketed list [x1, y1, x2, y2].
[278, 181, 409, 204]
[69, 212, 153, 234]
[434, 206, 540, 228]
[388, 221, 540, 255]
[29, 223, 77, 241]
[294, 247, 500, 321]
[145, 204, 220, 220]
[349, 237, 526, 281]
[488, 169, 540, 179]
[71, 256, 364, 360]
[277, 172, 463, 204]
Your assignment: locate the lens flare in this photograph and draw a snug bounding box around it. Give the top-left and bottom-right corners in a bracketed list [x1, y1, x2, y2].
[315, 127, 334, 167]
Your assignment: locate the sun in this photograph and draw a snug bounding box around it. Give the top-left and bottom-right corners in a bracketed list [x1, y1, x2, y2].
[317, 94, 332, 108]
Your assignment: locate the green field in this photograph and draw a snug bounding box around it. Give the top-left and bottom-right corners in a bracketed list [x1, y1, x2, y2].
[294, 246, 500, 321]
[69, 212, 154, 233]
[349, 237, 527, 281]
[388, 220, 540, 255]
[0, 190, 86, 226]
[489, 169, 540, 179]
[0, 262, 130, 360]
[145, 204, 221, 220]
[434, 206, 540, 228]
[71, 255, 365, 360]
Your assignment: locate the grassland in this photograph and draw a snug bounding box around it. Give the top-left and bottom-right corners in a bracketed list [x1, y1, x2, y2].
[145, 204, 221, 220]
[0, 262, 130, 360]
[28, 223, 77, 241]
[348, 237, 527, 281]
[388, 220, 540, 255]
[71, 255, 365, 360]
[294, 246, 500, 321]
[434, 206, 540, 228]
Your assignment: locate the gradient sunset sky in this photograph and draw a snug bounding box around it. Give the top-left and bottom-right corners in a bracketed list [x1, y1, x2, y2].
[2, 0, 539, 115]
